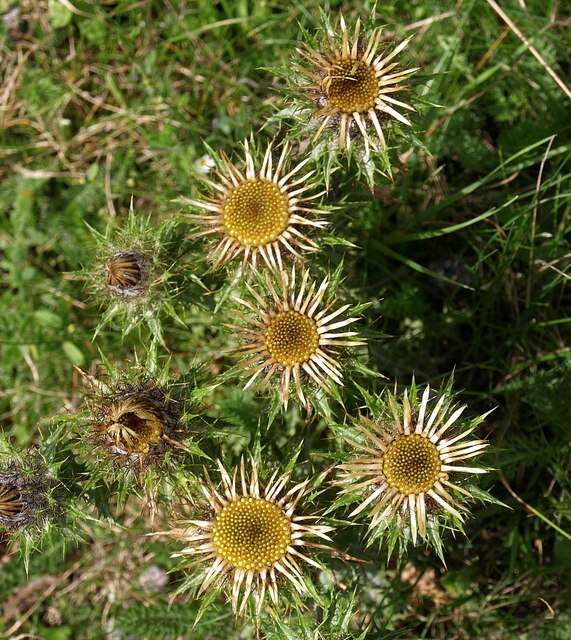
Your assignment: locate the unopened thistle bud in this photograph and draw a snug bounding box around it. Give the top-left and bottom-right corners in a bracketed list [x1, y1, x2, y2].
[104, 250, 149, 299]
[83, 203, 195, 343]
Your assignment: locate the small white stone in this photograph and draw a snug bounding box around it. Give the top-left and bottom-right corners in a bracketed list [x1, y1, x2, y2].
[138, 564, 169, 592]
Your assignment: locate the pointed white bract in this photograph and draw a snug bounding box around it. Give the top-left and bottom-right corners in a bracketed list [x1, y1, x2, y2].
[169, 458, 333, 616]
[185, 140, 328, 271]
[338, 385, 490, 546]
[297, 15, 418, 159]
[230, 266, 365, 410]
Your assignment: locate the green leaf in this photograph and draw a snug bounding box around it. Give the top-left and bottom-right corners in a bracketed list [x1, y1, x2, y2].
[48, 0, 73, 28]
[62, 341, 85, 366]
[34, 309, 64, 329]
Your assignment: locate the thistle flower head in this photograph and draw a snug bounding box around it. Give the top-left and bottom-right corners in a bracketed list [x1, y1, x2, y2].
[0, 462, 50, 532]
[230, 266, 365, 411]
[168, 458, 333, 616]
[185, 139, 328, 271]
[89, 381, 183, 472]
[337, 384, 491, 554]
[288, 13, 418, 181]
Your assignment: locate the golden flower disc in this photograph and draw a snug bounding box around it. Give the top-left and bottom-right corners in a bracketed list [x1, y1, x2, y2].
[326, 59, 379, 114]
[264, 310, 319, 367]
[105, 403, 164, 454]
[212, 497, 291, 571]
[222, 179, 290, 247]
[0, 485, 23, 518]
[383, 434, 441, 494]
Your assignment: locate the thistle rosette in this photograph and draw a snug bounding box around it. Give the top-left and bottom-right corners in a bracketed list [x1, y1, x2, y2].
[335, 382, 495, 558]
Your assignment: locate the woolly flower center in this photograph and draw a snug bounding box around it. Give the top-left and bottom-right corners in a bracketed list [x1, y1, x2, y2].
[212, 497, 291, 571]
[105, 252, 144, 290]
[383, 434, 441, 494]
[222, 179, 290, 247]
[325, 59, 379, 114]
[106, 404, 164, 454]
[265, 310, 319, 367]
[0, 484, 24, 519]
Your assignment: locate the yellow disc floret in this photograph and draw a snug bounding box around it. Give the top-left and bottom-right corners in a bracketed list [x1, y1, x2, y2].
[264, 310, 319, 367]
[212, 497, 292, 571]
[325, 59, 379, 114]
[383, 434, 441, 494]
[222, 179, 290, 247]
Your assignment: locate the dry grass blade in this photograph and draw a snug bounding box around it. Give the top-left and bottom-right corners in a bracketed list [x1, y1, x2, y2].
[498, 471, 571, 542]
[525, 135, 556, 308]
[486, 0, 571, 100]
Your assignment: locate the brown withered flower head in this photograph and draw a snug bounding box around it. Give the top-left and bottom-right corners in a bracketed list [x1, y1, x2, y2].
[89, 381, 183, 472]
[0, 462, 50, 532]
